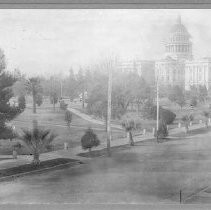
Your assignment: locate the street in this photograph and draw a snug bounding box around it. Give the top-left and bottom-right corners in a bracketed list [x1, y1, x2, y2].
[0, 128, 211, 204]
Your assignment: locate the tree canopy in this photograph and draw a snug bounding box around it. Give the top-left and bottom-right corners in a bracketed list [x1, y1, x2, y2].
[0, 49, 21, 139]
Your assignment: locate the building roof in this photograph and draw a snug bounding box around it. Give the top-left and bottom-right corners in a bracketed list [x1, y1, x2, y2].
[169, 15, 191, 38]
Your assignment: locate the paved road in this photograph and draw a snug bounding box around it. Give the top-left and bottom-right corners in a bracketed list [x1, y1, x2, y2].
[0, 127, 211, 204]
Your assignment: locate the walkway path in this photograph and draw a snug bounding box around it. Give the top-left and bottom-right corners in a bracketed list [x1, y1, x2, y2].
[67, 107, 123, 130]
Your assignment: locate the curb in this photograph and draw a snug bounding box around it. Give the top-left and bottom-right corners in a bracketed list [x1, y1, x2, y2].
[0, 160, 83, 183]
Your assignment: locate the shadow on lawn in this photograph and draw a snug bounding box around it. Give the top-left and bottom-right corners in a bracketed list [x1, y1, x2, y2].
[171, 127, 211, 138]
[0, 158, 14, 161]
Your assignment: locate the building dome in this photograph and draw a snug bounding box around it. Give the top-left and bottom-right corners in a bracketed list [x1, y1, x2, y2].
[165, 15, 192, 60]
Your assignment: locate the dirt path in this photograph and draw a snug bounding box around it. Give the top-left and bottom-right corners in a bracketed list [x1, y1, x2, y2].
[67, 107, 123, 130]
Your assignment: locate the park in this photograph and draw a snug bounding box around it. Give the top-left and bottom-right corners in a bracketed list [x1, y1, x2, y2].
[1, 70, 211, 204]
[1, 9, 211, 207]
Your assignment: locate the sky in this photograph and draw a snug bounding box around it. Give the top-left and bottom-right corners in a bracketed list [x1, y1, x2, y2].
[1, 9, 211, 77]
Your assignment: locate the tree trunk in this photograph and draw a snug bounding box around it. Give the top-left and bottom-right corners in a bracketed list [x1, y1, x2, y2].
[88, 148, 91, 156]
[205, 120, 208, 128]
[136, 103, 139, 115]
[33, 151, 40, 165]
[127, 131, 134, 146]
[53, 100, 55, 112]
[185, 124, 189, 134]
[105, 115, 108, 132]
[32, 88, 36, 114]
[82, 91, 85, 109]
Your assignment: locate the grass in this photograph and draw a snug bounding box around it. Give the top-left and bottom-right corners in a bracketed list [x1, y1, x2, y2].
[2, 101, 125, 155]
[2, 98, 210, 156]
[78, 143, 133, 158]
[0, 158, 82, 179]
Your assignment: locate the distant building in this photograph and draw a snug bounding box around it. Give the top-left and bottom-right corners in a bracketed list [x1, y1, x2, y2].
[185, 58, 211, 90]
[155, 56, 185, 87]
[155, 15, 192, 88]
[117, 59, 155, 84]
[164, 15, 193, 61]
[156, 15, 211, 90]
[119, 15, 211, 90]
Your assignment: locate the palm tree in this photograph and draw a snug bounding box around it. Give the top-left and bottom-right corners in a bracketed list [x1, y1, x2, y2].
[26, 77, 42, 114]
[122, 119, 136, 146]
[65, 110, 72, 129]
[19, 120, 57, 165]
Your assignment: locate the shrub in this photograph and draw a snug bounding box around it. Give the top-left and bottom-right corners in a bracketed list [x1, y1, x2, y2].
[0, 126, 16, 140]
[81, 128, 100, 154]
[160, 109, 176, 125]
[149, 106, 176, 125]
[154, 119, 168, 139]
[65, 110, 72, 128]
[18, 95, 26, 110]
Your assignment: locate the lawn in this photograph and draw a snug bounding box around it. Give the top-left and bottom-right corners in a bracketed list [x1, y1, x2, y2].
[71, 97, 211, 133]
[0, 101, 125, 155]
[2, 97, 210, 156]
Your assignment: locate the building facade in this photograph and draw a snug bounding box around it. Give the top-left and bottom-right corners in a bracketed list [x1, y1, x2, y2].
[119, 15, 211, 90]
[155, 56, 185, 86]
[185, 58, 211, 90]
[117, 60, 155, 84]
[155, 15, 192, 87]
[164, 15, 193, 61]
[155, 15, 211, 90]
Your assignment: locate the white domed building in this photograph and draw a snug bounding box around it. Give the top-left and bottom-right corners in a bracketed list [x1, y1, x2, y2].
[155, 15, 193, 88]
[165, 15, 193, 61]
[156, 15, 211, 90]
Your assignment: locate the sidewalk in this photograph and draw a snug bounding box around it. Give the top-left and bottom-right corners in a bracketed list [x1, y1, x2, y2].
[68, 107, 123, 130]
[0, 121, 207, 171]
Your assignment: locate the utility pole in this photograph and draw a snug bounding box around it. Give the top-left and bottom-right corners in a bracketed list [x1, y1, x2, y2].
[60, 79, 63, 99]
[52, 76, 56, 112]
[107, 59, 113, 157]
[156, 74, 159, 143]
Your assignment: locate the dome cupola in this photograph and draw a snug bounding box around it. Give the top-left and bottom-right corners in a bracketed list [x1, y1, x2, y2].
[165, 15, 192, 60]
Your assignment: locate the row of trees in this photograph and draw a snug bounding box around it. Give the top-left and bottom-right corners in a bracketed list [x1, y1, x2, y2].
[12, 63, 209, 119]
[167, 85, 208, 109]
[0, 50, 24, 140]
[86, 70, 153, 120]
[12, 72, 44, 113]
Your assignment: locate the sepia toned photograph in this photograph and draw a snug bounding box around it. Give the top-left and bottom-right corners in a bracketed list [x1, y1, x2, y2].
[1, 7, 211, 208]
